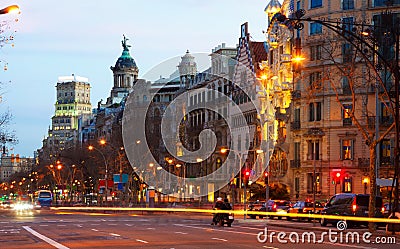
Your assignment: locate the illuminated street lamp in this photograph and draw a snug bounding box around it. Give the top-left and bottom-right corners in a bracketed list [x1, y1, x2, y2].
[0, 5, 20, 15]
[363, 177, 370, 195]
[220, 147, 263, 219]
[88, 145, 108, 206]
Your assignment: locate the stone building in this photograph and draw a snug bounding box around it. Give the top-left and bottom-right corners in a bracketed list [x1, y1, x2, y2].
[40, 74, 92, 163]
[266, 0, 400, 200]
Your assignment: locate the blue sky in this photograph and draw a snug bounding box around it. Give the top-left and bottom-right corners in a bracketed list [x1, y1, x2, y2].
[0, 0, 270, 157]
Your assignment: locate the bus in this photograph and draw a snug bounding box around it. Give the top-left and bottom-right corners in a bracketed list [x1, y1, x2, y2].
[33, 190, 52, 208]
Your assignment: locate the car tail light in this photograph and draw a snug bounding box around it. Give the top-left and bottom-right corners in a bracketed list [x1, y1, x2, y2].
[273, 204, 277, 209]
[381, 206, 385, 213]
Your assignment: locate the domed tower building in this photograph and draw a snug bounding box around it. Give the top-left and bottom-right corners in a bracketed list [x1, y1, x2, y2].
[177, 50, 197, 89]
[107, 35, 139, 105]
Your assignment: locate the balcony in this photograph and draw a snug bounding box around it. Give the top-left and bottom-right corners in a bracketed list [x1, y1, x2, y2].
[380, 116, 394, 126]
[290, 121, 301, 131]
[380, 156, 393, 167]
[343, 118, 352, 126]
[358, 158, 370, 168]
[290, 160, 301, 168]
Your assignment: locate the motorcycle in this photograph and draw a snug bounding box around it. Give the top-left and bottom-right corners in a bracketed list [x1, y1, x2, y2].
[212, 208, 234, 227]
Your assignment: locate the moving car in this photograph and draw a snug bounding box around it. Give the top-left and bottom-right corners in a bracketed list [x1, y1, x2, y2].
[286, 200, 324, 221]
[266, 200, 291, 220]
[320, 193, 383, 227]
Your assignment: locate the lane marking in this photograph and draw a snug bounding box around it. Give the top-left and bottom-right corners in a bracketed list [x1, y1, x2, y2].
[136, 239, 148, 244]
[174, 232, 188, 235]
[91, 229, 98, 232]
[263, 246, 279, 249]
[125, 224, 133, 226]
[110, 233, 120, 237]
[146, 227, 155, 230]
[57, 225, 66, 227]
[108, 223, 117, 226]
[175, 224, 255, 236]
[212, 238, 228, 242]
[22, 226, 69, 249]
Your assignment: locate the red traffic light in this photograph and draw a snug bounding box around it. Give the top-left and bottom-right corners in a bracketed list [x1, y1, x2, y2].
[244, 170, 250, 177]
[336, 172, 341, 178]
[264, 172, 268, 177]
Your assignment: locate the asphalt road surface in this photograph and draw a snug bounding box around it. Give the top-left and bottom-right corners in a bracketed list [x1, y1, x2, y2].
[0, 208, 399, 249]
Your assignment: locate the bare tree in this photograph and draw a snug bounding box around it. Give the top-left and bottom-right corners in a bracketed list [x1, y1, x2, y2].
[303, 30, 395, 231]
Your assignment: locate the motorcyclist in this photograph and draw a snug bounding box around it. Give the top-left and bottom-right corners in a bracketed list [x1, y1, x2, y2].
[211, 197, 224, 225]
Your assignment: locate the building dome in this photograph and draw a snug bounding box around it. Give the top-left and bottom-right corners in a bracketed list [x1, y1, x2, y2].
[178, 50, 197, 76]
[114, 35, 137, 70]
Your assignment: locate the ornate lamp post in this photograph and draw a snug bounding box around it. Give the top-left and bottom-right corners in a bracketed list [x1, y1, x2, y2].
[88, 145, 108, 206]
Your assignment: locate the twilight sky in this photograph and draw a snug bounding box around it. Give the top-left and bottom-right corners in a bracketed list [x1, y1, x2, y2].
[0, 0, 270, 157]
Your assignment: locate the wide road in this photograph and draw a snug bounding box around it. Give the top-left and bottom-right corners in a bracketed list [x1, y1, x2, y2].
[0, 208, 399, 249]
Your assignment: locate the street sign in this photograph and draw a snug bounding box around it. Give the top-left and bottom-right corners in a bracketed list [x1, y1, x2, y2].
[117, 182, 124, 191]
[113, 174, 129, 183]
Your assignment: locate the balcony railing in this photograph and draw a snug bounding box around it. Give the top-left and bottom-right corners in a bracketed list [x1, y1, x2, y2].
[380, 156, 394, 166]
[343, 118, 352, 126]
[291, 121, 301, 131]
[380, 116, 394, 126]
[290, 159, 301, 168]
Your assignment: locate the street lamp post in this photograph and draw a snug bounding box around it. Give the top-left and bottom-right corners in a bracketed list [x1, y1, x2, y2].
[88, 145, 108, 206]
[220, 148, 263, 220]
[0, 5, 20, 15]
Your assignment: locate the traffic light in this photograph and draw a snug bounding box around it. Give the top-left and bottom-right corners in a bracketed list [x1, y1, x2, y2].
[264, 171, 269, 184]
[335, 172, 341, 184]
[243, 170, 250, 186]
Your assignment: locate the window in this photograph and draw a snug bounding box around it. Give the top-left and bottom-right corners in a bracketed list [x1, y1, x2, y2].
[342, 76, 351, 94]
[342, 43, 353, 63]
[309, 102, 322, 121]
[294, 142, 300, 161]
[343, 176, 352, 193]
[309, 72, 322, 88]
[381, 102, 393, 125]
[342, 104, 352, 125]
[294, 108, 300, 122]
[374, 0, 400, 7]
[310, 45, 322, 61]
[381, 139, 391, 158]
[295, 177, 300, 193]
[341, 139, 354, 160]
[342, 17, 354, 39]
[307, 140, 320, 160]
[310, 0, 322, 8]
[310, 22, 322, 35]
[342, 0, 354, 10]
[237, 135, 242, 151]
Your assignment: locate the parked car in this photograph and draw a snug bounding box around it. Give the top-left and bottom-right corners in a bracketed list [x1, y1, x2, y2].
[320, 193, 384, 227]
[286, 201, 324, 221]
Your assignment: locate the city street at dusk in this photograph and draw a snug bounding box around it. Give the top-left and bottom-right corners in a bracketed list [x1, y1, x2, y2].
[0, 208, 399, 249]
[2, 0, 400, 248]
